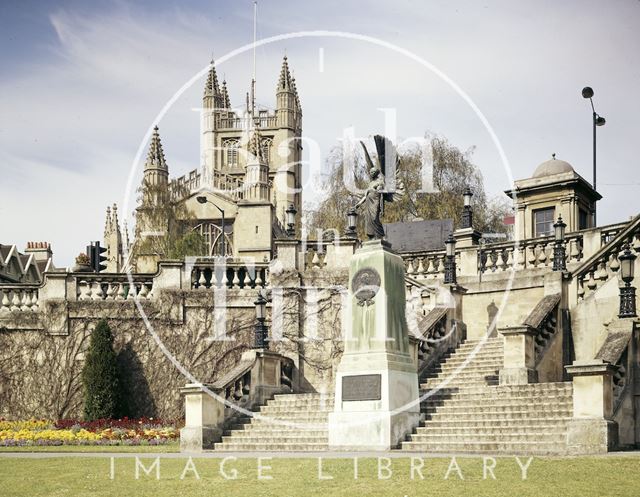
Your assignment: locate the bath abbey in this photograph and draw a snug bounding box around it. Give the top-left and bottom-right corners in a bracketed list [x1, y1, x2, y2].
[1, 55, 639, 456]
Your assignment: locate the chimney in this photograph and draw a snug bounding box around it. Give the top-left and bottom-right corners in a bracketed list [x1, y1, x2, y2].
[25, 241, 53, 262]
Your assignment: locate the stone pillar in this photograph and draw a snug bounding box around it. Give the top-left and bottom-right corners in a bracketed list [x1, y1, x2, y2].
[565, 360, 618, 454]
[153, 261, 183, 290]
[325, 238, 357, 269]
[328, 239, 419, 450]
[499, 325, 538, 385]
[457, 247, 479, 277]
[274, 239, 300, 271]
[247, 349, 290, 405]
[179, 384, 224, 452]
[454, 227, 481, 249]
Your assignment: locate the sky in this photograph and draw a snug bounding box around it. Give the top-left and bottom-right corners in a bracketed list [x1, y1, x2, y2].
[1, 0, 639, 267]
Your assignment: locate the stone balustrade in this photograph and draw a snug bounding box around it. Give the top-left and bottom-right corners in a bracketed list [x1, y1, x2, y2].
[1, 221, 635, 315]
[0, 286, 40, 312]
[76, 275, 154, 301]
[191, 260, 269, 290]
[403, 250, 447, 279]
[572, 216, 640, 301]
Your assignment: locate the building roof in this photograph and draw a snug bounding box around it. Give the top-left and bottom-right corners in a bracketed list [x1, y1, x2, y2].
[384, 219, 453, 253]
[532, 156, 575, 178]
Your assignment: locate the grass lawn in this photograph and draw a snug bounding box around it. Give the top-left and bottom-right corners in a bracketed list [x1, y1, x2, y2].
[0, 455, 639, 497]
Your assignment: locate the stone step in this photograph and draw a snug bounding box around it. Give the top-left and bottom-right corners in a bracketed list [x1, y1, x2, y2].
[421, 390, 572, 401]
[425, 409, 572, 419]
[421, 379, 499, 388]
[436, 358, 504, 367]
[421, 401, 572, 412]
[222, 435, 329, 444]
[214, 442, 328, 451]
[258, 406, 334, 414]
[229, 428, 328, 437]
[418, 417, 571, 428]
[416, 424, 568, 435]
[408, 432, 565, 443]
[401, 440, 567, 455]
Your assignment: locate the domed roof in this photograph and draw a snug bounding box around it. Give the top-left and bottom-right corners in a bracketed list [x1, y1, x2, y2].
[532, 154, 574, 178]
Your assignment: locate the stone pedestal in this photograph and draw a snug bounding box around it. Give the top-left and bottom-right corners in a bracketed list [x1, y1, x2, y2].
[454, 227, 481, 248]
[565, 360, 618, 454]
[328, 240, 419, 450]
[179, 383, 224, 452]
[499, 325, 538, 385]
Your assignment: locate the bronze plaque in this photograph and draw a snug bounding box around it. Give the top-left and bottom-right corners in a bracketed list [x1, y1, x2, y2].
[351, 267, 381, 306]
[342, 374, 382, 401]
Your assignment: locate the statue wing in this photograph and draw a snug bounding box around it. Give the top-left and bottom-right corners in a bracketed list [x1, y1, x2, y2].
[360, 140, 377, 177]
[373, 135, 405, 202]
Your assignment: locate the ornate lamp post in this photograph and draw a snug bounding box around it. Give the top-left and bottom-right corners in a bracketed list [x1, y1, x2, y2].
[253, 292, 269, 348]
[618, 244, 637, 318]
[552, 215, 567, 271]
[444, 233, 457, 284]
[461, 187, 473, 229]
[285, 203, 297, 237]
[345, 206, 358, 238]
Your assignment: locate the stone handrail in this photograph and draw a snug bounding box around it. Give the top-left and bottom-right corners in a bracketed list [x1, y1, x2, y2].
[180, 349, 294, 451]
[0, 285, 40, 312]
[522, 293, 561, 363]
[572, 214, 640, 300]
[595, 322, 635, 415]
[192, 259, 269, 290]
[75, 273, 154, 301]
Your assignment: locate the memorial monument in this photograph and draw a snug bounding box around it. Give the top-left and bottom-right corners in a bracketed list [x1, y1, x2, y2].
[328, 136, 420, 450]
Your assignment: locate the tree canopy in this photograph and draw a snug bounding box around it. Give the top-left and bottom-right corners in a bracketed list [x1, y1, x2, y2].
[305, 136, 511, 238]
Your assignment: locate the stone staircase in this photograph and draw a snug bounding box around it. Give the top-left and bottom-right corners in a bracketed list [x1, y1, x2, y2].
[402, 337, 573, 454]
[213, 393, 332, 451]
[213, 337, 573, 453]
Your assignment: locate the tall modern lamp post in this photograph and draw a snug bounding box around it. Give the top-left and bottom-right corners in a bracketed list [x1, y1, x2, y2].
[552, 215, 567, 272]
[581, 86, 606, 225]
[196, 195, 226, 257]
[618, 244, 637, 319]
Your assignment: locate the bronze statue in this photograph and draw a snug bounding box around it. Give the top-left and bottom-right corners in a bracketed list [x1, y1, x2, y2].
[354, 135, 404, 240]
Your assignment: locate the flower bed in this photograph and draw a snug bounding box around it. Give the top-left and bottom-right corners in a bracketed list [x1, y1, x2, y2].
[0, 418, 180, 447]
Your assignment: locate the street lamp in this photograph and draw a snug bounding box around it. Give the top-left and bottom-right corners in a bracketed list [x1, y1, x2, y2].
[552, 215, 567, 271]
[285, 203, 297, 237]
[253, 292, 269, 348]
[196, 195, 226, 257]
[444, 233, 457, 284]
[461, 187, 473, 229]
[618, 244, 637, 318]
[345, 206, 358, 238]
[582, 86, 606, 225]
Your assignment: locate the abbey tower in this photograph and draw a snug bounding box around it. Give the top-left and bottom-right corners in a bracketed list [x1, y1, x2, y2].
[111, 56, 302, 272]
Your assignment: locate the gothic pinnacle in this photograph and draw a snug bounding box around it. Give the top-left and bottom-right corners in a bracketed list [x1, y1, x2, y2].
[145, 126, 168, 170]
[204, 58, 221, 99]
[221, 80, 231, 109]
[277, 55, 293, 91]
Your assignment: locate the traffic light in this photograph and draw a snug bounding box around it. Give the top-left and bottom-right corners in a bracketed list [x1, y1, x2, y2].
[86, 241, 108, 273]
